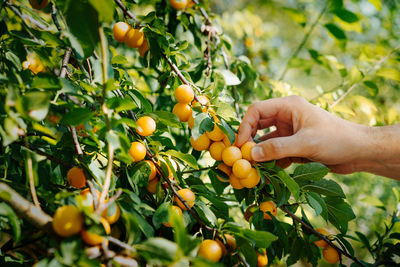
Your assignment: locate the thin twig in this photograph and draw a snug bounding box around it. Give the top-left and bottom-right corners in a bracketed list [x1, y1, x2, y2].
[280, 206, 365, 266]
[278, 2, 329, 81]
[96, 189, 122, 216]
[51, 3, 61, 31]
[87, 180, 99, 210]
[114, 0, 139, 23]
[107, 236, 136, 252]
[180, 165, 216, 174]
[25, 141, 40, 209]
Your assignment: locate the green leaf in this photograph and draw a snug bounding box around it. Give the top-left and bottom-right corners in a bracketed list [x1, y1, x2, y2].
[363, 81, 379, 96]
[137, 237, 179, 265]
[334, 9, 359, 23]
[214, 69, 241, 86]
[240, 229, 278, 248]
[325, 197, 356, 234]
[376, 68, 400, 81]
[276, 171, 300, 200]
[111, 55, 128, 65]
[152, 202, 170, 228]
[368, 0, 381, 10]
[65, 1, 100, 58]
[194, 202, 217, 227]
[152, 111, 181, 128]
[165, 150, 198, 169]
[302, 179, 345, 198]
[5, 51, 21, 71]
[59, 238, 81, 265]
[19, 91, 51, 121]
[60, 108, 94, 126]
[305, 192, 328, 219]
[88, 0, 115, 22]
[106, 130, 120, 150]
[293, 163, 329, 182]
[32, 75, 61, 90]
[0, 203, 21, 243]
[325, 23, 346, 40]
[219, 119, 235, 145]
[360, 196, 384, 207]
[126, 161, 151, 189]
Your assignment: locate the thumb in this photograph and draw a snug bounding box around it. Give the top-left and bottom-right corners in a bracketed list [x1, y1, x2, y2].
[251, 135, 305, 162]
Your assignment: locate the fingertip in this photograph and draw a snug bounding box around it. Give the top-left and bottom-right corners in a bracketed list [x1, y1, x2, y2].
[251, 146, 264, 161]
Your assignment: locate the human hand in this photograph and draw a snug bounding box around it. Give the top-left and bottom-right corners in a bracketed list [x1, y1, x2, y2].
[237, 96, 373, 174]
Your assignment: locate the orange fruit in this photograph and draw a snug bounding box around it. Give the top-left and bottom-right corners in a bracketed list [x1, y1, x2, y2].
[81, 218, 111, 246]
[136, 116, 156, 136]
[144, 160, 157, 181]
[29, 0, 48, 9]
[113, 22, 131, 42]
[52, 205, 83, 237]
[197, 239, 223, 262]
[129, 142, 146, 162]
[67, 167, 86, 188]
[221, 146, 242, 166]
[187, 0, 195, 8]
[240, 168, 261, 188]
[188, 114, 195, 129]
[217, 163, 231, 182]
[232, 159, 252, 179]
[139, 39, 149, 57]
[209, 141, 226, 161]
[215, 238, 227, 256]
[206, 124, 225, 141]
[244, 204, 257, 222]
[190, 134, 211, 151]
[314, 228, 332, 247]
[102, 202, 121, 225]
[229, 174, 244, 189]
[170, 0, 189, 10]
[241, 141, 256, 161]
[146, 178, 159, 194]
[175, 84, 194, 103]
[124, 28, 144, 48]
[257, 251, 268, 267]
[323, 245, 339, 264]
[173, 103, 192, 122]
[163, 206, 183, 227]
[260, 201, 277, 220]
[222, 234, 236, 249]
[174, 189, 195, 210]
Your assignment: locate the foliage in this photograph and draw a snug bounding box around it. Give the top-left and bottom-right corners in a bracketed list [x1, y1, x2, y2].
[0, 0, 399, 266]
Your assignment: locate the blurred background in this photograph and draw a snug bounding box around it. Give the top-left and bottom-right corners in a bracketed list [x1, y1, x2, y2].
[207, 0, 400, 265]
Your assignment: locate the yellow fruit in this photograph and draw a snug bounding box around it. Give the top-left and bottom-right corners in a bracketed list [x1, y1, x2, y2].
[221, 146, 242, 166]
[314, 228, 331, 247]
[217, 163, 231, 182]
[241, 141, 256, 161]
[240, 168, 261, 188]
[170, 0, 189, 10]
[209, 141, 226, 161]
[67, 167, 86, 189]
[29, 0, 48, 9]
[244, 204, 257, 222]
[146, 178, 159, 194]
[124, 28, 144, 48]
[190, 134, 211, 151]
[81, 218, 111, 246]
[222, 234, 236, 249]
[197, 240, 223, 262]
[139, 39, 149, 57]
[229, 174, 244, 189]
[144, 160, 157, 181]
[113, 22, 131, 42]
[188, 115, 195, 129]
[102, 202, 121, 225]
[163, 206, 183, 227]
[173, 103, 192, 122]
[175, 189, 195, 210]
[175, 84, 194, 104]
[215, 238, 227, 256]
[52, 205, 83, 237]
[232, 159, 252, 179]
[206, 124, 225, 141]
[323, 245, 339, 264]
[260, 201, 277, 220]
[257, 251, 268, 267]
[129, 142, 146, 162]
[187, 0, 195, 8]
[136, 116, 156, 136]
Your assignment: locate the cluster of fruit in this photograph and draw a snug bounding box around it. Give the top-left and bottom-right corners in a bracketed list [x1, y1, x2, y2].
[172, 84, 262, 190]
[113, 22, 149, 57]
[169, 0, 195, 10]
[314, 228, 339, 264]
[22, 56, 45, 74]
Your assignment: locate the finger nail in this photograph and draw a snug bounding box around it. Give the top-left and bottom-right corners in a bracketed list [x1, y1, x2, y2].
[251, 146, 264, 161]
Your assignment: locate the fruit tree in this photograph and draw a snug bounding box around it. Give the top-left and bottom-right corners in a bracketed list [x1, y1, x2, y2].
[0, 0, 399, 266]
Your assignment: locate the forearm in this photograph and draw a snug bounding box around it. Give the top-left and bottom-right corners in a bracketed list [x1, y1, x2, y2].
[360, 125, 400, 180]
